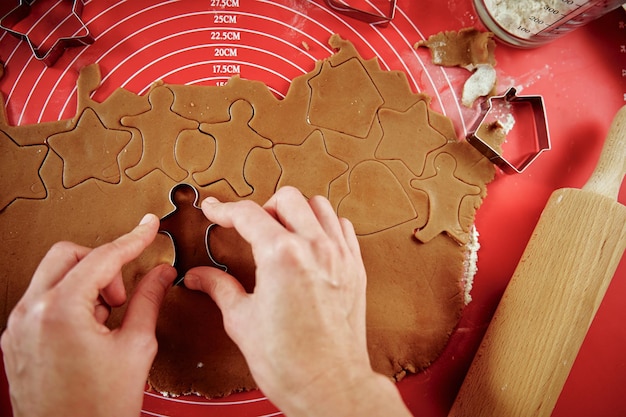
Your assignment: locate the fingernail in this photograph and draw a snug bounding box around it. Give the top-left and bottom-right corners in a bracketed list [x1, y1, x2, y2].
[183, 273, 198, 288]
[139, 213, 154, 226]
[160, 265, 178, 286]
[202, 196, 219, 207]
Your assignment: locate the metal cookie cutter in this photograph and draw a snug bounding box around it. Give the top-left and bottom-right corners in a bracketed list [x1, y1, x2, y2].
[0, 0, 94, 66]
[159, 183, 227, 286]
[466, 87, 551, 174]
[325, 0, 397, 25]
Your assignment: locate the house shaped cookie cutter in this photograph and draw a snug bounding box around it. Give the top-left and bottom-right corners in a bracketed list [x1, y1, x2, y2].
[466, 87, 551, 174]
[0, 0, 93, 66]
[325, 0, 397, 25]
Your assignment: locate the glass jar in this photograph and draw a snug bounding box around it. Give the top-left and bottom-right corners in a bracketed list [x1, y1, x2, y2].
[474, 0, 625, 48]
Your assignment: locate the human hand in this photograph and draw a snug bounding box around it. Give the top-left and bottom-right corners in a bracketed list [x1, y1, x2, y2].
[1, 214, 176, 417]
[185, 187, 411, 417]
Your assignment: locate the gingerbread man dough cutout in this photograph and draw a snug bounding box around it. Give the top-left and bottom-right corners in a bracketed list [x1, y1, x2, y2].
[410, 152, 482, 243]
[122, 87, 199, 182]
[195, 100, 273, 197]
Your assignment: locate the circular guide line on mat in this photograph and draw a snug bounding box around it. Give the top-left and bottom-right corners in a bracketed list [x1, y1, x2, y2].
[394, 7, 466, 133]
[141, 410, 171, 417]
[112, 27, 318, 88]
[96, 11, 322, 84]
[56, 7, 334, 119]
[142, 389, 276, 415]
[3, 0, 458, 129]
[9, 0, 167, 123]
[143, 390, 271, 406]
[140, 59, 294, 96]
[0, 1, 470, 415]
[8, 0, 183, 123]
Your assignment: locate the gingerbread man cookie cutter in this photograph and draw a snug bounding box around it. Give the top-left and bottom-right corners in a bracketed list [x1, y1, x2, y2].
[0, 0, 94, 66]
[466, 87, 551, 174]
[159, 183, 227, 286]
[325, 0, 397, 25]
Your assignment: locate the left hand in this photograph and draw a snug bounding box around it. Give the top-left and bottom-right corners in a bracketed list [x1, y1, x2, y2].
[1, 214, 176, 417]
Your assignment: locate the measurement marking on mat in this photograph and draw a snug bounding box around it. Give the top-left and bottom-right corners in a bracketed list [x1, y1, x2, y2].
[214, 47, 238, 57]
[214, 14, 237, 24]
[211, 0, 240, 7]
[211, 31, 241, 41]
[212, 64, 241, 74]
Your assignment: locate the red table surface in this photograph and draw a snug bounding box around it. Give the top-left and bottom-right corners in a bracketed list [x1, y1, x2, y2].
[0, 1, 624, 416]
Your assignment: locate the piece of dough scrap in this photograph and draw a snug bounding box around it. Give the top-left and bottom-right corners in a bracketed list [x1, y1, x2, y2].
[416, 28, 498, 107]
[0, 35, 499, 398]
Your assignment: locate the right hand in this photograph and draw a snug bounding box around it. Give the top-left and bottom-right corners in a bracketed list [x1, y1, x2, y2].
[185, 187, 410, 416]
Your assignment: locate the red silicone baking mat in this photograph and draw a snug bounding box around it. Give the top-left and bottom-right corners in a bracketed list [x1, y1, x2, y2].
[0, 1, 624, 416]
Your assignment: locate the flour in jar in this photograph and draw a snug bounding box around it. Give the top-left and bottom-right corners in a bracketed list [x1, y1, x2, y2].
[483, 0, 581, 39]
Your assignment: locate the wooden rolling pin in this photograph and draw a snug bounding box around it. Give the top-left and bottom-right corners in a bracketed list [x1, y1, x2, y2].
[449, 105, 626, 417]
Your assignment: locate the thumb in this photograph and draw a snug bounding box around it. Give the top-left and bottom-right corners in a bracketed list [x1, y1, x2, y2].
[119, 264, 177, 345]
[184, 266, 248, 320]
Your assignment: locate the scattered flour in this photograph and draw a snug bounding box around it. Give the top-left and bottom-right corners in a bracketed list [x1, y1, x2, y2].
[461, 64, 497, 107]
[463, 225, 481, 305]
[499, 112, 516, 134]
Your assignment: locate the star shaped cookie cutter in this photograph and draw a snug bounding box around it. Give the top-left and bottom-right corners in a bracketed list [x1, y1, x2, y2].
[325, 0, 397, 25]
[466, 87, 551, 174]
[0, 0, 94, 66]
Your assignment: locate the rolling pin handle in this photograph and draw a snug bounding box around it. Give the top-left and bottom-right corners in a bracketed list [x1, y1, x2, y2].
[583, 105, 626, 199]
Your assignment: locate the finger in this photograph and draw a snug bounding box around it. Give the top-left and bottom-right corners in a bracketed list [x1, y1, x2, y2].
[184, 266, 247, 315]
[309, 195, 345, 242]
[93, 271, 129, 323]
[340, 217, 368, 340]
[263, 186, 324, 238]
[201, 197, 287, 249]
[99, 271, 127, 308]
[339, 218, 363, 263]
[94, 295, 112, 325]
[119, 264, 177, 339]
[60, 214, 160, 301]
[24, 241, 91, 300]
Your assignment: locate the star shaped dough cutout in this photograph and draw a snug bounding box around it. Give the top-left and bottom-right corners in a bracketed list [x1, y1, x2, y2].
[376, 100, 447, 177]
[410, 152, 482, 244]
[195, 100, 273, 197]
[47, 108, 131, 188]
[122, 86, 199, 182]
[0, 130, 47, 210]
[274, 130, 348, 199]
